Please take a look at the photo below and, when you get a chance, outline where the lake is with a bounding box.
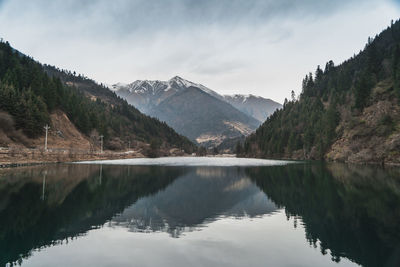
[1,157,400,267]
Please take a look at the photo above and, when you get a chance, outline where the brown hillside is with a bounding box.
[326,81,400,165]
[0,110,93,150]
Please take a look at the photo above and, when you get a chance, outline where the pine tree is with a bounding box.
[354,72,372,110]
[235,141,243,155]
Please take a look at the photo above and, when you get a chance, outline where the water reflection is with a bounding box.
[0,164,182,266]
[0,162,399,266]
[248,163,400,267]
[111,167,277,237]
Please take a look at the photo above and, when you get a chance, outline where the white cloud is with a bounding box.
[0,0,399,103]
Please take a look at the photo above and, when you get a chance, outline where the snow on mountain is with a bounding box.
[223,94,282,123]
[113,76,223,99]
[113,76,281,125]
[108,82,127,91]
[226,94,263,103]
[111,75,283,148]
[112,76,264,147]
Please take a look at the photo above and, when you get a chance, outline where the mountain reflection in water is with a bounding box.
[0,162,399,267]
[111,167,277,236]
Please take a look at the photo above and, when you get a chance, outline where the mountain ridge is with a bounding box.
[113,76,266,146]
[112,76,224,113]
[150,86,259,145]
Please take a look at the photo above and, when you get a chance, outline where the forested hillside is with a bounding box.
[113,76,260,147]
[240,20,400,164]
[0,40,195,153]
[149,86,259,145]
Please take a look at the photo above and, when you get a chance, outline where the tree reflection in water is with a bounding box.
[247,163,400,267]
[0,162,399,267]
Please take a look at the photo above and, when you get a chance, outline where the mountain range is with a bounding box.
[112,76,281,146]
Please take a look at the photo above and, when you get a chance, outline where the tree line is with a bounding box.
[239,19,400,159]
[0,40,195,152]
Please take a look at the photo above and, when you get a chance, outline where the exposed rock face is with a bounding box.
[326,93,400,165]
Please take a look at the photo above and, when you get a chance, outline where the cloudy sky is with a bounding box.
[0,0,399,103]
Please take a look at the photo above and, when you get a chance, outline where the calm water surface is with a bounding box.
[1,157,400,267]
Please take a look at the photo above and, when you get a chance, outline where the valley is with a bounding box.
[112,76,281,147]
[1,2,400,267]
[1,18,400,166]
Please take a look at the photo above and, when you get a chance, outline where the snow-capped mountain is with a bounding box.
[223,94,282,122]
[112,76,276,147]
[112,76,223,113]
[125,76,222,98]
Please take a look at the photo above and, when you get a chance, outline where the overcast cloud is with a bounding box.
[0,0,399,103]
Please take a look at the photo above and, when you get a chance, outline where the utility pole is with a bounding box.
[100,135,104,153]
[44,125,50,151]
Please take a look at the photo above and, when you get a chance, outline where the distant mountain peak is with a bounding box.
[223,94,282,122]
[225,94,277,103]
[226,94,260,99]
[167,76,199,91]
[169,75,185,82]
[112,76,263,146]
[229,94,253,103]
[113,76,223,100]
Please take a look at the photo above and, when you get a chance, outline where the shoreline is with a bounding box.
[2,151,400,168]
[0,153,237,168]
[0,149,146,168]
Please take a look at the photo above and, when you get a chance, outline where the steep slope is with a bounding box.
[241,20,400,164]
[150,87,259,146]
[223,94,282,123]
[0,41,196,153]
[0,110,92,150]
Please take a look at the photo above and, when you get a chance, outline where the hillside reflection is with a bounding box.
[0,164,276,266]
[111,167,277,237]
[0,162,400,267]
[247,163,400,267]
[0,164,182,266]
